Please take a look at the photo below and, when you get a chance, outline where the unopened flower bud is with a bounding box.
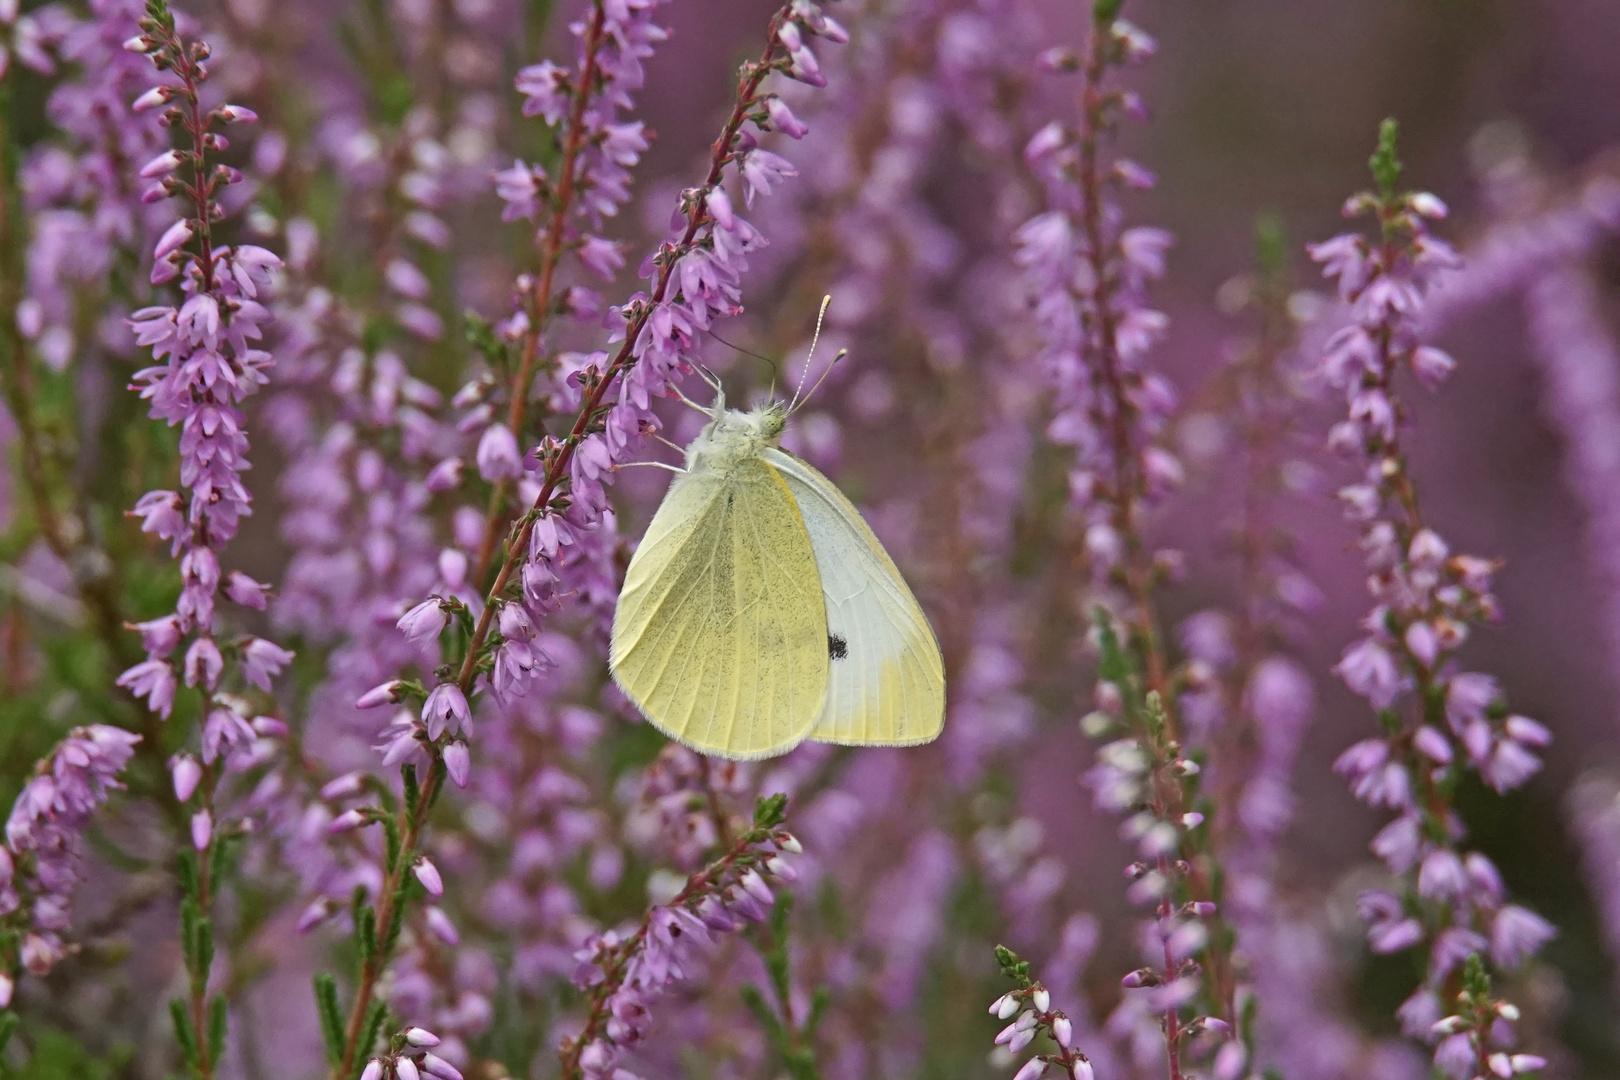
[414,858,444,897]
[421,1053,464,1080]
[1012,1058,1046,1080]
[356,680,402,709]
[328,809,367,834]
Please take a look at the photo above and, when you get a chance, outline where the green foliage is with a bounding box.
[206,997,227,1065]
[0,1028,129,1080]
[1369,118,1402,197]
[753,792,789,830]
[1254,213,1288,279]
[993,944,1033,987]
[315,973,346,1065]
[168,999,198,1071]
[743,894,823,1080]
[466,312,514,377]
[359,1000,389,1066]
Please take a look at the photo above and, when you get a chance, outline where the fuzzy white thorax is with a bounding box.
[684,394,789,473]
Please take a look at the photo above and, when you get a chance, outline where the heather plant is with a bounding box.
[0,0,1617,1076]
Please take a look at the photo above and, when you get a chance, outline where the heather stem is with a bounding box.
[453,3,795,692]
[470,0,612,587]
[1068,12,1211,1073]
[560,799,792,1079]
[1074,13,1169,716]
[334,17,799,1071]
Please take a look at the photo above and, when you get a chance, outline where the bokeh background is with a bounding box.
[6,0,1620,1076]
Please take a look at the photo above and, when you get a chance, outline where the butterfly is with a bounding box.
[609,355,945,760]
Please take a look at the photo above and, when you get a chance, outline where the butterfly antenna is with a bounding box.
[788,294,835,414]
[706,329,783,393]
[794,347,847,413]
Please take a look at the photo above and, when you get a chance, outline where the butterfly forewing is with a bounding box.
[610,457,830,759]
[763,448,946,746]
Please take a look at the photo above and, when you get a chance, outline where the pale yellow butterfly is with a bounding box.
[609,319,946,760]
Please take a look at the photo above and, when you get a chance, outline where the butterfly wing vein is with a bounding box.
[611,457,829,759]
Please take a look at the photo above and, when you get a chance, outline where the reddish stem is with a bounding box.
[333,15,794,1075]
[559,823,774,1079]
[471,0,613,587]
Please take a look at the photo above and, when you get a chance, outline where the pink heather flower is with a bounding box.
[153,218,191,259]
[328,809,367,834]
[425,457,464,492]
[514,59,567,121]
[356,681,403,709]
[1371,814,1424,873]
[422,683,470,740]
[578,235,625,280]
[738,149,797,207]
[1416,849,1468,901]
[397,598,450,645]
[1012,1059,1045,1080]
[130,490,185,546]
[763,94,808,137]
[1484,740,1543,793]
[385,258,432,301]
[1335,638,1402,708]
[128,615,183,656]
[420,1054,463,1080]
[1368,915,1424,954]
[414,858,444,897]
[170,754,202,802]
[239,637,295,691]
[191,809,212,850]
[424,906,459,946]
[1490,906,1556,968]
[1411,345,1457,388]
[475,423,522,481]
[116,658,177,717]
[443,742,470,788]
[223,571,270,609]
[1444,672,1499,730]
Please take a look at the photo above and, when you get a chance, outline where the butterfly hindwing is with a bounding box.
[610,456,829,759]
[763,448,946,747]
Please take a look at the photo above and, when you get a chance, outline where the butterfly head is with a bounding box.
[689,400,788,470]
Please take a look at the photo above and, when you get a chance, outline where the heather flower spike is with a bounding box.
[1314,120,1551,1073]
[114,2,291,1073]
[1020,6,1247,1075]
[0,728,139,980]
[990,945,1095,1080]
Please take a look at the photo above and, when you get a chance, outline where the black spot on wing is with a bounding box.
[828,633,848,661]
